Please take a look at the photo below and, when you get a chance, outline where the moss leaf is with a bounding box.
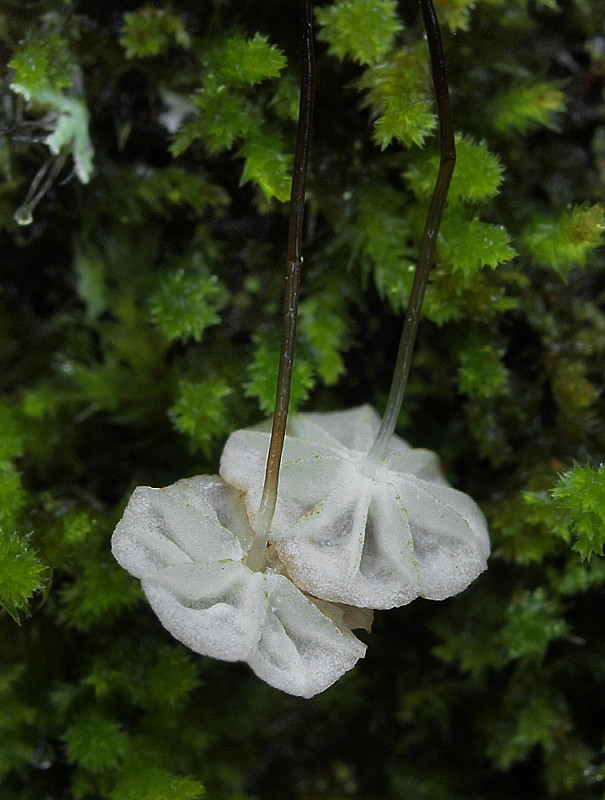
[551,462,605,560]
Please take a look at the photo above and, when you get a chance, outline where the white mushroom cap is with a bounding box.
[111,475,366,698]
[221,405,490,610]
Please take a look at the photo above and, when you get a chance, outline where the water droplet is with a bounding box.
[14,205,33,226]
[31,742,54,770]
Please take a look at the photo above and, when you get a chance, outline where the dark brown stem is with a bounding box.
[369,0,456,461]
[256,0,315,542]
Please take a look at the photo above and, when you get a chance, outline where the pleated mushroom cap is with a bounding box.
[111,475,367,698]
[221,405,490,610]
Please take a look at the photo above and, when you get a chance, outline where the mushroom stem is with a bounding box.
[369,0,456,462]
[255,0,315,551]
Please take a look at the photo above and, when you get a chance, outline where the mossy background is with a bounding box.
[1,0,605,798]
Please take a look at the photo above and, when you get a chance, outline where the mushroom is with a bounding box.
[221,405,490,609]
[111,474,369,698]
[111,0,487,698]
[220,0,489,610]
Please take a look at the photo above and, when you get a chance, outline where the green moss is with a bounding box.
[9,31,75,97]
[205,33,287,87]
[356,45,436,149]
[315,0,402,66]
[523,203,605,278]
[0,465,27,531]
[170,377,233,455]
[551,462,605,559]
[111,765,204,800]
[457,336,509,399]
[499,587,571,661]
[0,531,46,622]
[244,334,316,415]
[63,711,130,773]
[1,0,604,797]
[238,136,293,202]
[149,268,228,343]
[492,81,567,135]
[120,6,191,58]
[406,135,505,204]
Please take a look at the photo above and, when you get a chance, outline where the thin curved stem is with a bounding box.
[254,0,315,550]
[14,150,69,226]
[369,0,456,461]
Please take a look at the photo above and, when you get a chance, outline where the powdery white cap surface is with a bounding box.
[111,475,366,698]
[220,405,491,610]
